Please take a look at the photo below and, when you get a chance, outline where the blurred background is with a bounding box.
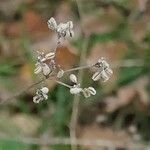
[0,0,150,149]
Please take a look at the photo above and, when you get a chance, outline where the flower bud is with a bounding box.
[70,74,78,83]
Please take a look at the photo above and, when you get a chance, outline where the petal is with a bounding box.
[101,71,109,82]
[42,64,51,76]
[43,93,48,100]
[41,57,46,62]
[105,68,113,76]
[45,52,55,60]
[33,95,40,103]
[92,71,101,81]
[67,21,73,29]
[57,69,64,78]
[70,87,82,94]
[41,87,49,94]
[70,74,78,83]
[47,17,57,30]
[57,23,67,32]
[88,87,96,95]
[104,62,110,68]
[82,89,91,98]
[34,65,42,74]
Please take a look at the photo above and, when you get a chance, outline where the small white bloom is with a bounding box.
[34,51,56,77]
[92,58,113,82]
[57,69,64,78]
[47,17,74,41]
[70,74,78,83]
[33,87,49,103]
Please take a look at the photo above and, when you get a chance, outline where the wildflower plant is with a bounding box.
[33,17,113,103]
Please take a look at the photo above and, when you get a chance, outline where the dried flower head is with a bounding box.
[34,51,56,77]
[32,17,113,104]
[92,58,113,82]
[34,51,64,78]
[47,17,74,43]
[69,74,96,98]
[33,87,49,103]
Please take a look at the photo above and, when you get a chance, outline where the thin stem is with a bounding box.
[56,80,72,88]
[64,65,91,73]
[70,1,88,149]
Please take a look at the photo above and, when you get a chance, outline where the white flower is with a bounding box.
[92,58,113,82]
[33,87,49,103]
[34,51,56,77]
[82,87,96,98]
[47,17,74,41]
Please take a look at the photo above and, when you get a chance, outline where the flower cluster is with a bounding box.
[33,87,49,103]
[69,74,96,98]
[47,17,74,43]
[34,51,64,78]
[33,17,113,103]
[92,58,113,82]
[34,51,55,77]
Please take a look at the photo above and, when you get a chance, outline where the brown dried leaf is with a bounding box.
[23,10,50,38]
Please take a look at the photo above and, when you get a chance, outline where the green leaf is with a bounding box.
[117,67,144,86]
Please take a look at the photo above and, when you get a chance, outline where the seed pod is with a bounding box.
[70,74,78,83]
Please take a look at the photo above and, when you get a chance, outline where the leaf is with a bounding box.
[117,67,144,86]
